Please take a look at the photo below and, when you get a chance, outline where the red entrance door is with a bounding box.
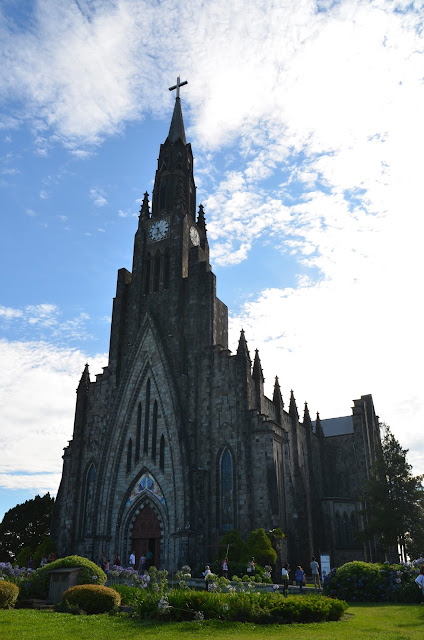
[132,505,161,569]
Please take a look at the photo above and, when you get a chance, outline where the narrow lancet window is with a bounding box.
[144,378,151,454]
[126,438,133,474]
[159,180,167,210]
[83,464,96,534]
[221,448,234,532]
[143,254,151,295]
[159,435,165,471]
[163,249,170,289]
[152,400,158,462]
[153,251,160,292]
[135,403,142,462]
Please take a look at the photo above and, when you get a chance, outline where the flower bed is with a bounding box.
[132,590,347,623]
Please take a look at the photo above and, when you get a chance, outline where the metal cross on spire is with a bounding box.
[169,76,188,99]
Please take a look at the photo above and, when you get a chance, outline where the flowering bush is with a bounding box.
[323,561,422,603]
[0,562,34,585]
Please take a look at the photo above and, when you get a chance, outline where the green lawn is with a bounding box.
[0,604,422,640]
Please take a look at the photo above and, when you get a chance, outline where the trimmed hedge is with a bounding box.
[134,589,347,623]
[0,581,19,609]
[27,555,106,599]
[63,584,121,614]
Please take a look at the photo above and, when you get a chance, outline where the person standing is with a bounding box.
[281,563,289,597]
[129,550,136,569]
[139,553,146,575]
[222,556,229,579]
[247,557,255,577]
[295,566,305,594]
[203,564,212,590]
[415,565,424,601]
[310,556,321,589]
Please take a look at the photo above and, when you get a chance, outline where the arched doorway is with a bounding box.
[131,505,161,569]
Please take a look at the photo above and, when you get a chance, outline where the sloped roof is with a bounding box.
[312,415,353,436]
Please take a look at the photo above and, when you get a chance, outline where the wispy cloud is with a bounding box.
[90,187,108,207]
[0,303,93,342]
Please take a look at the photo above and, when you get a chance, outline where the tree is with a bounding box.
[243,528,277,565]
[0,493,54,562]
[359,424,424,562]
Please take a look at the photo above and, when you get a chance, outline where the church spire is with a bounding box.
[303,402,313,430]
[315,411,324,438]
[167,76,188,145]
[77,363,90,391]
[252,349,264,383]
[273,376,284,424]
[139,191,150,222]
[289,389,299,421]
[237,329,251,366]
[197,204,206,232]
[273,376,283,407]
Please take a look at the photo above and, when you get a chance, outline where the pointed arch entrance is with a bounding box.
[131,505,161,568]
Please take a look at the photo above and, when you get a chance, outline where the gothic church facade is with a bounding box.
[52,91,382,571]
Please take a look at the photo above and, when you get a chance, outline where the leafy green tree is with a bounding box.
[218,528,244,562]
[0,493,54,562]
[359,424,423,562]
[243,528,277,565]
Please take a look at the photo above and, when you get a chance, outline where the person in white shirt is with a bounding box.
[129,550,136,568]
[415,565,424,601]
[203,564,212,590]
[281,563,289,597]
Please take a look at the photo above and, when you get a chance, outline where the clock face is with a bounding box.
[149,219,169,241]
[190,226,200,247]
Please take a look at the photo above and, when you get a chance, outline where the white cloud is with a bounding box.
[0,473,61,494]
[0,303,94,342]
[0,306,23,319]
[90,187,108,207]
[0,340,107,487]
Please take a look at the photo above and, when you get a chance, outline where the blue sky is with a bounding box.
[1,0,424,521]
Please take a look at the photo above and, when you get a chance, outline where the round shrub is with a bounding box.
[63,584,121,614]
[28,555,106,599]
[0,581,19,609]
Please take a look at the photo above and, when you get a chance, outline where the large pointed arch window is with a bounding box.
[220,448,235,532]
[153,251,161,292]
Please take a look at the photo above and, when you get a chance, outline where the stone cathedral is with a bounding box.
[52,84,382,572]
